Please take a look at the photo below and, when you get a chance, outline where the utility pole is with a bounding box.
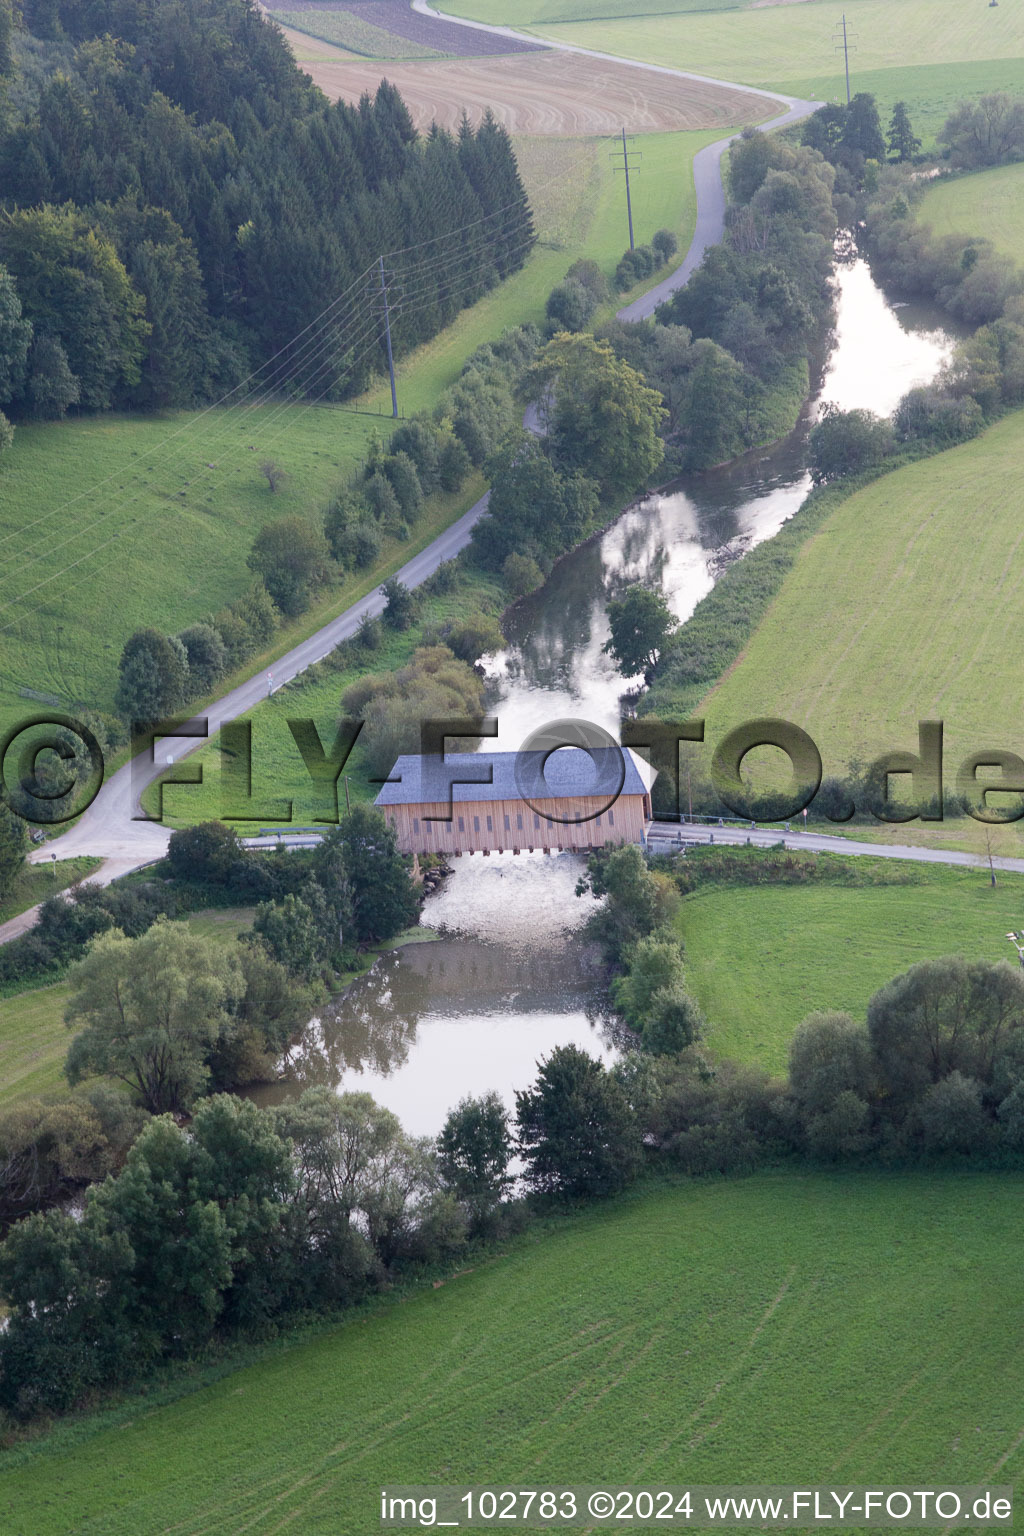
[833,13,856,105]
[378,254,398,419]
[611,128,641,251]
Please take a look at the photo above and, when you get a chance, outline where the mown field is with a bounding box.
[919,160,1024,262]
[0,908,256,1106]
[501,0,1024,145]
[1,1171,1021,1534]
[444,0,747,23]
[529,0,1024,83]
[267,8,446,59]
[688,408,1024,856]
[0,404,381,739]
[681,863,1024,1074]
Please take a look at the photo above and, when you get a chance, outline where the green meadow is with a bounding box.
[680,863,1024,1074]
[919,159,1024,260]
[443,0,744,22]
[528,0,1024,86]
[688,408,1024,858]
[1,125,716,742]
[1,1171,1021,1534]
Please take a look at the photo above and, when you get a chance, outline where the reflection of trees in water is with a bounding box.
[500,542,605,690]
[284,939,619,1092]
[287,952,433,1089]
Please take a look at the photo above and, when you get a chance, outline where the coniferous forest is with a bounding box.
[0,0,534,428]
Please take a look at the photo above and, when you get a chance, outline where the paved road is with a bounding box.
[414,0,821,324]
[645,821,1024,874]
[11,10,821,926]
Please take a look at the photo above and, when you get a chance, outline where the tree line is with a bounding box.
[4,836,1024,1422]
[0,0,533,448]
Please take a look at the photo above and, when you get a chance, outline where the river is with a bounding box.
[270,257,963,1136]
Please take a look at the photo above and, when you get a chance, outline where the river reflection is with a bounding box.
[262,258,965,1136]
[485,258,964,748]
[257,852,622,1137]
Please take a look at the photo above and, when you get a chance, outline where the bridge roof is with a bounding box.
[374,747,652,807]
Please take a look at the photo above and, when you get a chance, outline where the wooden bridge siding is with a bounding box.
[382,793,650,855]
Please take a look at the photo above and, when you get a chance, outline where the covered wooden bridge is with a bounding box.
[374,747,654,856]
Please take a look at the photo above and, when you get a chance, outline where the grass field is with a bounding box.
[1,1170,1021,1533]
[919,160,1024,261]
[680,863,1024,1074]
[0,857,100,926]
[0,908,255,1106]
[687,408,1024,856]
[1,112,716,741]
[0,404,382,739]
[529,0,1024,85]
[443,0,745,21]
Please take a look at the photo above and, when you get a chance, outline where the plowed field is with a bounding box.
[303,49,774,133]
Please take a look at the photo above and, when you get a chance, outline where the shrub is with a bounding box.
[381,450,423,520]
[565,258,610,304]
[381,576,417,631]
[115,628,189,722]
[918,1071,991,1154]
[247,516,329,617]
[445,613,504,663]
[808,404,894,484]
[502,551,543,597]
[177,622,227,697]
[545,278,596,335]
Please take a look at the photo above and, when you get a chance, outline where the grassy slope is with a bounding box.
[0,126,713,742]
[689,408,1024,856]
[0,858,100,926]
[152,127,718,825]
[359,127,720,416]
[919,160,1024,260]
[681,864,1024,1074]
[0,405,380,739]
[0,909,254,1106]
[1,1172,1022,1534]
